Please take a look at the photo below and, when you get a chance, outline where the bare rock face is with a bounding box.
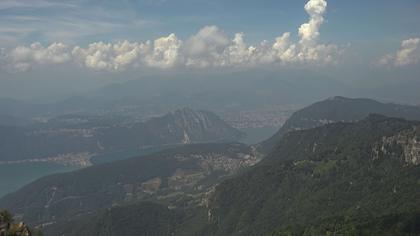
[372,126,420,165]
[141,177,162,194]
[154,108,245,143]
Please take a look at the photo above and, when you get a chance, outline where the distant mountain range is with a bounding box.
[0,75,345,119]
[2,97,420,235]
[0,108,244,163]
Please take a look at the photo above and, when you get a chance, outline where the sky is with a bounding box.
[0,0,419,101]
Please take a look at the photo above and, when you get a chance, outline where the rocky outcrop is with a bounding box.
[150,108,245,144]
[0,210,34,236]
[372,126,420,165]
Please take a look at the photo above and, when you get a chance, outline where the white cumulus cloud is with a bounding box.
[184,26,230,68]
[299,0,327,44]
[6,42,71,71]
[380,38,420,67]
[0,0,342,72]
[146,33,183,69]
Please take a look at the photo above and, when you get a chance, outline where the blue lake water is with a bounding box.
[0,126,279,198]
[0,162,77,198]
[239,126,279,144]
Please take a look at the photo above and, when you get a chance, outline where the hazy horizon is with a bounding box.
[0,0,419,105]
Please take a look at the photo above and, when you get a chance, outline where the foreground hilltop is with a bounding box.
[0,210,42,236]
[208,114,420,235]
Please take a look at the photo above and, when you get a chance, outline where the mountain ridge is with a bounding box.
[0,108,244,163]
[205,115,420,235]
[260,96,420,153]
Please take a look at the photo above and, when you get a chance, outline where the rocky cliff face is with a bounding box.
[0,210,37,236]
[372,126,420,165]
[148,108,245,144]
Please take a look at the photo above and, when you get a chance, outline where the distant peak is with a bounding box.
[327,96,350,101]
[325,96,379,104]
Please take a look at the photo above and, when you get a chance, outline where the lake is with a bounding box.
[239,126,279,144]
[0,162,77,198]
[0,126,279,198]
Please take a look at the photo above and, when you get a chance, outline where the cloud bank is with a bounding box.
[1,0,342,72]
[380,38,420,67]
